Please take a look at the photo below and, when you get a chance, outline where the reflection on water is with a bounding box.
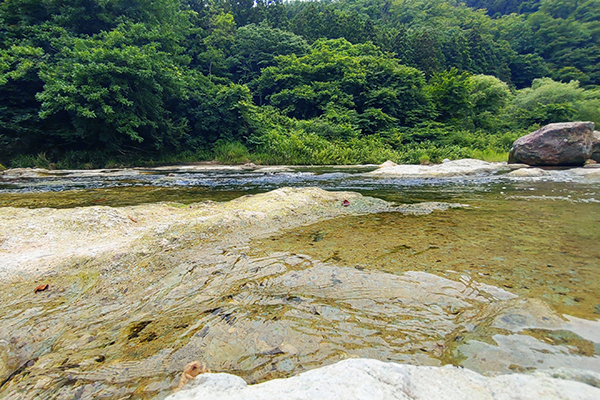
[0,169,599,399]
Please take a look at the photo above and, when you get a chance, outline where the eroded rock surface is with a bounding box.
[0,188,475,398]
[508,122,595,166]
[0,188,391,281]
[591,131,600,162]
[168,358,600,400]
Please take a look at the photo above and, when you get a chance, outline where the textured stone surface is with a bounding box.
[168,358,600,400]
[508,122,595,166]
[591,131,600,162]
[0,188,393,281]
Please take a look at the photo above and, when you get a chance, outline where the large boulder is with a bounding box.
[508,122,595,166]
[591,131,600,162]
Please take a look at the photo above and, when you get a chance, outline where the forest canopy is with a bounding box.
[0,0,598,167]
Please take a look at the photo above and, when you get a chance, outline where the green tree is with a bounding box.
[35,23,193,152]
[0,0,195,160]
[228,22,309,85]
[256,38,433,134]
[511,78,600,126]
[288,2,375,44]
[426,68,473,123]
[469,74,511,114]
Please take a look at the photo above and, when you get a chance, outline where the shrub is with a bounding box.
[213,141,251,164]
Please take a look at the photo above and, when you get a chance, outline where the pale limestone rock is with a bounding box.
[569,168,600,180]
[379,160,398,168]
[369,159,511,178]
[506,168,549,177]
[167,358,600,400]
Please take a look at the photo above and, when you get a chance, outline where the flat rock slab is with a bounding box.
[368,159,518,178]
[168,358,600,400]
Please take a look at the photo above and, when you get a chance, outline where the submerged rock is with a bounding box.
[167,358,600,400]
[508,122,595,166]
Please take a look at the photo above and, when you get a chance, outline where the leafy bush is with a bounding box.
[213,141,251,164]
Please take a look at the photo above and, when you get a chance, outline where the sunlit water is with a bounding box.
[0,167,599,398]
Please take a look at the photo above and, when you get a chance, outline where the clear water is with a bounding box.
[0,167,599,399]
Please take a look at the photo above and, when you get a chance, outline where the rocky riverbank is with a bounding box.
[1,186,599,399]
[0,188,466,398]
[368,158,600,180]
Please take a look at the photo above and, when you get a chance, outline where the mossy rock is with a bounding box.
[0,164,6,171]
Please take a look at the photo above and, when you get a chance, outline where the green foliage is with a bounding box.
[212,140,251,163]
[228,22,309,85]
[10,152,53,169]
[257,38,433,130]
[426,68,473,123]
[288,1,375,44]
[36,23,193,150]
[186,82,254,146]
[526,0,600,85]
[511,78,600,125]
[0,0,597,167]
[195,12,236,77]
[469,74,512,114]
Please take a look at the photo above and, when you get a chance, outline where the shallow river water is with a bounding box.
[0,166,599,399]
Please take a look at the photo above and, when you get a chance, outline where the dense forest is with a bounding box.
[0,0,599,168]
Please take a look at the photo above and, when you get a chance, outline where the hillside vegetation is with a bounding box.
[1,0,598,167]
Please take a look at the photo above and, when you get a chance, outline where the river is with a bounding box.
[0,165,599,398]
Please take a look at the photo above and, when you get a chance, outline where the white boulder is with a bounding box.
[168,358,600,400]
[369,159,517,178]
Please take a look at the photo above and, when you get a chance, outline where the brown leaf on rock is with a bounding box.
[34,284,48,293]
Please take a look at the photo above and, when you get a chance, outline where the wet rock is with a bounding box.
[369,159,512,178]
[458,334,600,376]
[570,168,600,180]
[0,339,19,382]
[591,131,600,163]
[167,358,600,400]
[0,188,390,280]
[508,122,595,166]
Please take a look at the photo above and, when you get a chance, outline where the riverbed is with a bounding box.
[0,163,599,399]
